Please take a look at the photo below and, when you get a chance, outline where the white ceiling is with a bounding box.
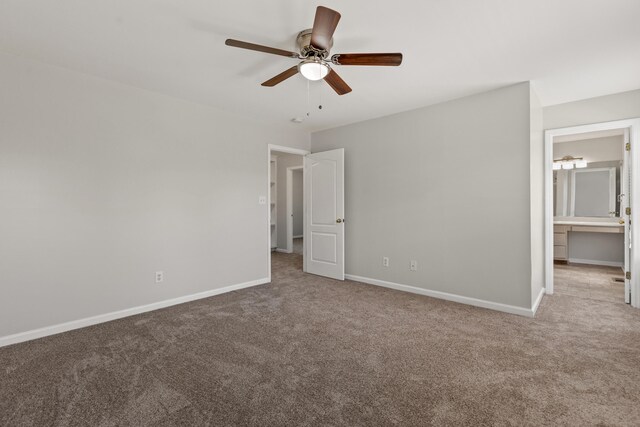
[1,0,639,132]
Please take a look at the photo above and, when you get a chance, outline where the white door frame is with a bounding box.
[267,145,310,282]
[286,166,304,253]
[623,128,631,303]
[544,118,640,308]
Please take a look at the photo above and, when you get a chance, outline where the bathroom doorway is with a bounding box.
[545,119,640,307]
[553,129,626,302]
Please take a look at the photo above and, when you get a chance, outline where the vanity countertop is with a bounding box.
[554,220,622,227]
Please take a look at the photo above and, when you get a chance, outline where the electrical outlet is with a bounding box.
[258,196,267,205]
[410,260,418,271]
[155,271,164,283]
[382,257,389,267]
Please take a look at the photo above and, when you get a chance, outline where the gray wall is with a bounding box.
[311,83,535,309]
[292,170,303,237]
[530,86,545,304]
[544,89,640,130]
[275,153,303,249]
[569,233,624,265]
[554,136,624,162]
[0,52,309,338]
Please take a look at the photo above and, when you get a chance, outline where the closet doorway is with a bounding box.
[267,144,346,282]
[286,166,304,255]
[267,145,308,280]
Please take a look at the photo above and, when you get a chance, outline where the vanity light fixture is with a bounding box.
[553,155,587,170]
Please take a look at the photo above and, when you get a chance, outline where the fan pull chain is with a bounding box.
[306,80,310,117]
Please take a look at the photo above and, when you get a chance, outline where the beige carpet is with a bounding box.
[1,252,640,426]
[555,262,625,303]
[292,237,303,255]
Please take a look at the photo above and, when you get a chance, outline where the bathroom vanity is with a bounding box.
[553,219,623,262]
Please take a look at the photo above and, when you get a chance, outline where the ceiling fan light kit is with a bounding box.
[299,58,330,81]
[225,5,403,95]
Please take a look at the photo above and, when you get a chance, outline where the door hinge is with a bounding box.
[626,142,631,151]
[626,207,631,216]
[626,271,631,280]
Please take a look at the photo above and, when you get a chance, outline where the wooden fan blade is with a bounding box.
[324,69,352,95]
[261,66,299,87]
[310,6,341,51]
[332,53,403,66]
[225,39,299,58]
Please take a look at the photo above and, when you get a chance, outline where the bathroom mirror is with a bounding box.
[554,162,620,218]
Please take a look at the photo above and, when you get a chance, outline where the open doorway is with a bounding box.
[286,166,304,255]
[552,129,626,302]
[267,145,346,282]
[267,145,308,280]
[545,119,640,308]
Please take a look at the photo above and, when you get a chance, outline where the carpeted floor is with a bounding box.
[292,237,303,255]
[554,262,625,303]
[1,252,640,426]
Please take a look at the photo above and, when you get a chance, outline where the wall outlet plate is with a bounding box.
[410,260,418,271]
[383,257,389,267]
[155,271,164,283]
[258,196,267,205]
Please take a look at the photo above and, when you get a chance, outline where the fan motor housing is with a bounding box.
[296,29,333,57]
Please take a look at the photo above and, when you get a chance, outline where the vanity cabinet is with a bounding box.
[554,225,570,261]
[553,223,623,262]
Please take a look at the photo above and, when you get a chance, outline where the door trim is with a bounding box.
[623,128,631,303]
[544,118,640,308]
[286,166,304,254]
[267,145,310,282]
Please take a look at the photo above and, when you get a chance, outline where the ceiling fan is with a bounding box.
[225,6,403,95]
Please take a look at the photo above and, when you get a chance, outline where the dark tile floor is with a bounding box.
[554,262,625,303]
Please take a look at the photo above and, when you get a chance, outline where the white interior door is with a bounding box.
[304,148,344,280]
[623,129,632,303]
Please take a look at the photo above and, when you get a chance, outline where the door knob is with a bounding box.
[336,218,343,223]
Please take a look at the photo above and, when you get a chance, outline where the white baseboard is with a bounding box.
[0,277,270,348]
[531,287,545,316]
[275,248,292,254]
[345,274,537,317]
[568,258,624,268]
[292,235,303,239]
